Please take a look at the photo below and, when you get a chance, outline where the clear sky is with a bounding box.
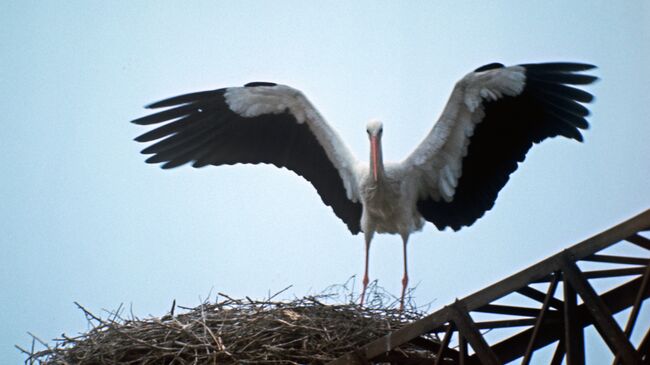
[1,1,649,363]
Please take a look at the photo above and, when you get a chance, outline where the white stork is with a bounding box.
[132,62,597,309]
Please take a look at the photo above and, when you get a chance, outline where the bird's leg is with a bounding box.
[360,231,373,307]
[399,233,410,311]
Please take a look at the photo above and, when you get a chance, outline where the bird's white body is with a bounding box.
[133,62,597,308]
[359,162,425,236]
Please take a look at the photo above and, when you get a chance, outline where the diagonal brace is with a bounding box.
[560,252,642,364]
[449,301,500,365]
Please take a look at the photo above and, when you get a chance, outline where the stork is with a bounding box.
[132,62,597,309]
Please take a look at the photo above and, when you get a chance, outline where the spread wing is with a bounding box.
[131,82,363,234]
[402,62,597,231]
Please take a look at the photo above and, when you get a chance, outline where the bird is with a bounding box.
[132,62,597,310]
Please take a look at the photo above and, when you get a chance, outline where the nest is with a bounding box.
[22,283,439,364]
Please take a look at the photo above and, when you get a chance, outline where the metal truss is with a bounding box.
[328,209,650,365]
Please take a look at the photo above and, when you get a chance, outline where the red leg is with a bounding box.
[360,233,372,306]
[399,234,409,311]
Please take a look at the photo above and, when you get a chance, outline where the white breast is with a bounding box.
[359,165,425,235]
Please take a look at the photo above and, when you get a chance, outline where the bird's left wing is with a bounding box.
[131,82,363,234]
[401,62,597,231]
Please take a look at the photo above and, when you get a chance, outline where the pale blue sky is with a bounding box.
[1,1,649,363]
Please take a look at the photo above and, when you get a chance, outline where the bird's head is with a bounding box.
[366,119,383,182]
[366,119,383,138]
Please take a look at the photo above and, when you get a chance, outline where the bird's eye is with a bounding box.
[366,129,370,134]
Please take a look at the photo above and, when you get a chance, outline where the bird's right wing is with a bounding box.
[131,82,363,234]
[402,62,597,231]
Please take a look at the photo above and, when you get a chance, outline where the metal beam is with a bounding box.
[627,234,650,250]
[522,273,560,365]
[550,339,565,365]
[474,304,542,317]
[613,264,650,364]
[458,329,468,365]
[636,327,650,362]
[563,275,585,365]
[582,267,646,279]
[434,325,453,365]
[449,302,500,365]
[584,254,649,266]
[516,285,564,310]
[560,254,642,364]
[623,264,650,337]
[475,318,539,329]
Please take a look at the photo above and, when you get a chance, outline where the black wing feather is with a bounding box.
[527,81,594,104]
[520,62,596,72]
[526,71,597,85]
[132,86,362,234]
[418,62,597,231]
[145,90,222,109]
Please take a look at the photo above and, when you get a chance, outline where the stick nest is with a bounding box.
[24,284,438,364]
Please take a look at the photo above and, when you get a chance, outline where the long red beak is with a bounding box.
[371,135,378,182]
